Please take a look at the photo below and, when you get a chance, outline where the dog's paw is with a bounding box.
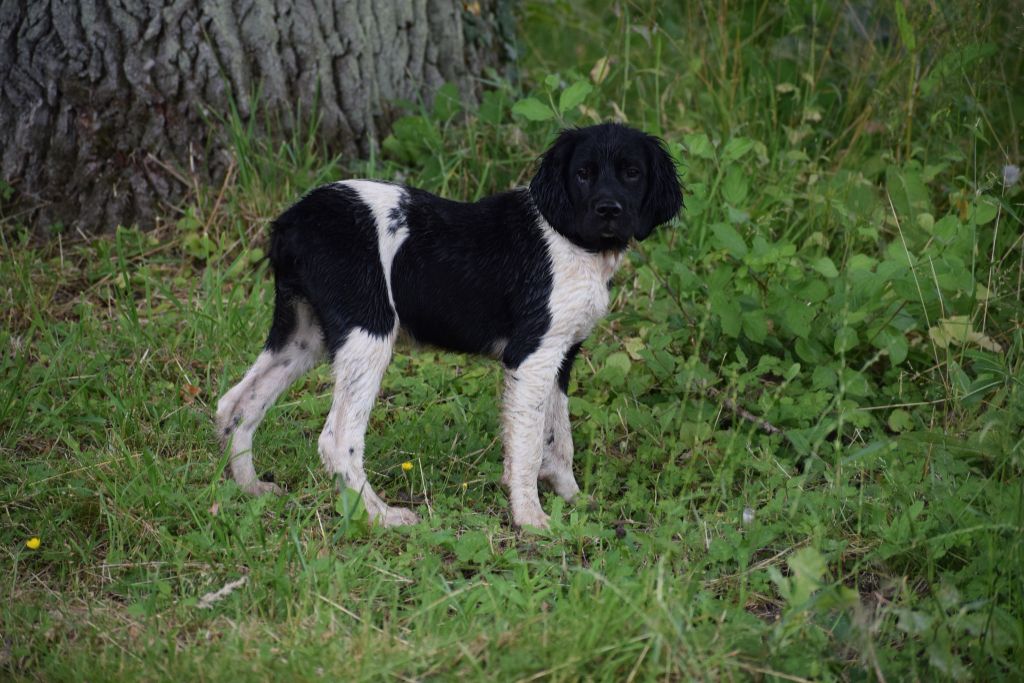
[375,506,420,527]
[512,503,551,531]
[539,460,580,501]
[241,480,284,496]
[558,483,582,503]
[540,472,580,503]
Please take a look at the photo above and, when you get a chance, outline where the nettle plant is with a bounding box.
[676,129,1018,454]
[510,73,595,125]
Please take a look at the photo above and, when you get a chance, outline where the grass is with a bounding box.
[2,0,1023,680]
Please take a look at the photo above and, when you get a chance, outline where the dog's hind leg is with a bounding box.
[539,342,581,501]
[216,300,324,494]
[318,327,419,527]
[539,385,580,502]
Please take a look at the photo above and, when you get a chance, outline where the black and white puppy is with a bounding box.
[216,123,682,529]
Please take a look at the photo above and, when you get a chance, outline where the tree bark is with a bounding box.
[0,0,515,236]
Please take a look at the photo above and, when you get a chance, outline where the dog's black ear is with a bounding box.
[530,129,579,231]
[636,135,683,241]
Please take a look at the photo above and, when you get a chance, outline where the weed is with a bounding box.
[1,1,1022,680]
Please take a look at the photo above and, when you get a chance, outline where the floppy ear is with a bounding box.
[529,129,579,231]
[636,136,683,241]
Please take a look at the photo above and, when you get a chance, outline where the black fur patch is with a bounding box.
[557,342,583,393]
[266,185,396,353]
[259,124,682,373]
[391,188,553,369]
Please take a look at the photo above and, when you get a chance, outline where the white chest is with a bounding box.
[542,225,625,342]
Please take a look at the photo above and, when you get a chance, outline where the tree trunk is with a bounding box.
[0,0,515,236]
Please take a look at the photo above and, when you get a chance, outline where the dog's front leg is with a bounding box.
[501,344,568,529]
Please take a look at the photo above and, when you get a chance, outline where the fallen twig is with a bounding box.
[705,384,783,435]
[197,576,248,609]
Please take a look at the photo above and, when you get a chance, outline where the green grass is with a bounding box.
[2,1,1023,680]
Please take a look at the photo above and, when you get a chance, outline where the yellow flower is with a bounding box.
[26,537,40,550]
[461,482,468,490]
[401,461,413,472]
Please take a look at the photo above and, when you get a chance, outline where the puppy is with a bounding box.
[216,123,682,529]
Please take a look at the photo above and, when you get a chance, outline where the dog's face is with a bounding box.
[529,123,683,251]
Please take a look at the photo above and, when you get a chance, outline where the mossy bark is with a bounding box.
[0,0,514,236]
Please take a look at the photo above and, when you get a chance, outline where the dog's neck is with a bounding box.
[537,217,626,284]
[595,249,625,283]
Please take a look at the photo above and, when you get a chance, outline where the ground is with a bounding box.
[2,1,1022,680]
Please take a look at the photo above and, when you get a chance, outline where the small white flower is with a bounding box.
[742,506,755,525]
[1004,164,1020,188]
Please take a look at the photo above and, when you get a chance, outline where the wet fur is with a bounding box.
[216,123,682,529]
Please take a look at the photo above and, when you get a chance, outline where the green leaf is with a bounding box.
[512,97,555,121]
[599,352,632,388]
[742,310,768,343]
[834,327,858,354]
[812,365,837,389]
[811,256,839,279]
[967,196,998,225]
[711,223,748,258]
[558,81,593,113]
[842,440,890,465]
[336,487,368,522]
[722,136,756,161]
[921,42,996,96]
[894,1,916,53]
[183,233,216,261]
[453,530,490,563]
[721,167,749,206]
[783,547,827,606]
[886,165,932,223]
[479,89,508,125]
[710,294,741,337]
[888,409,913,432]
[684,133,715,160]
[916,212,935,233]
[880,330,909,364]
[604,352,632,376]
[842,368,871,397]
[799,278,830,303]
[933,214,960,242]
[432,82,462,119]
[795,337,825,363]
[720,307,741,337]
[783,301,814,339]
[846,254,878,273]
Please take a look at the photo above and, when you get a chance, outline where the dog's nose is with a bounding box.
[594,200,623,218]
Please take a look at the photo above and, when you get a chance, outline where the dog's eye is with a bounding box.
[575,168,591,182]
[623,167,641,181]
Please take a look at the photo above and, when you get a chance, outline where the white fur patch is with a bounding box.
[317,326,419,527]
[500,217,624,528]
[501,344,566,528]
[540,220,623,342]
[337,180,409,309]
[539,386,578,501]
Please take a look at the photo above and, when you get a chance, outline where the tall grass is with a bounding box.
[1,1,1022,680]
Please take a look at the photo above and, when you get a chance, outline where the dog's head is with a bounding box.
[529,123,683,251]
